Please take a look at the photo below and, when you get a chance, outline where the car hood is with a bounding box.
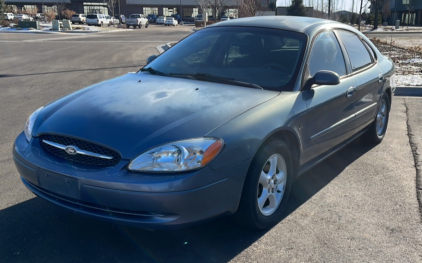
[34,73,279,159]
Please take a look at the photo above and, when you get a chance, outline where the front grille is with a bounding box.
[39,134,121,166]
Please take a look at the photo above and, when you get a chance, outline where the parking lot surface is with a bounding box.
[1,27,421,262]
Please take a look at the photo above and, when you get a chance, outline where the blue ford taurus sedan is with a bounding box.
[13,17,394,230]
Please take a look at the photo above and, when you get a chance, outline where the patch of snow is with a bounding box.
[395,75,422,86]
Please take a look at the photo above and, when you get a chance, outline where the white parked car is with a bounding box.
[86,14,109,26]
[164,17,178,26]
[109,15,119,25]
[126,14,148,28]
[71,14,86,24]
[156,16,166,24]
[3,13,14,20]
[14,14,32,21]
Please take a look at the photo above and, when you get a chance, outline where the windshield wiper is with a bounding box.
[168,73,197,80]
[169,73,264,90]
[140,67,166,76]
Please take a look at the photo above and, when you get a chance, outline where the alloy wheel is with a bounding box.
[376,98,387,136]
[257,154,288,216]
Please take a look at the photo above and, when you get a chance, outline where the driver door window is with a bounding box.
[308,31,347,77]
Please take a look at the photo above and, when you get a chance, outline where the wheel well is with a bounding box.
[257,130,301,178]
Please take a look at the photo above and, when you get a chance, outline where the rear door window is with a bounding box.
[337,30,373,71]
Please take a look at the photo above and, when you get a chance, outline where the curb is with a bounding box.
[363,30,422,34]
[394,86,422,97]
[0,29,133,34]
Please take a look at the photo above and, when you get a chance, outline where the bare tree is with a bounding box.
[236,0,261,17]
[24,6,38,19]
[196,0,211,26]
[107,0,118,20]
[61,9,75,20]
[216,0,230,18]
[56,0,67,20]
[43,9,56,22]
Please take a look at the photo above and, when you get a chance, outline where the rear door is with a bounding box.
[301,30,358,164]
[336,30,383,130]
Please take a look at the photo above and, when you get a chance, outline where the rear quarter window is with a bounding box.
[337,30,373,71]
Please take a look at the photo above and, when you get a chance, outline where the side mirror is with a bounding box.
[146,55,158,64]
[313,70,340,86]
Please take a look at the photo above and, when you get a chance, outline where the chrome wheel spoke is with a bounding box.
[269,155,278,176]
[259,171,270,188]
[266,194,277,209]
[258,189,269,209]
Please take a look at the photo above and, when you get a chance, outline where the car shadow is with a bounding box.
[0,65,140,79]
[1,138,374,263]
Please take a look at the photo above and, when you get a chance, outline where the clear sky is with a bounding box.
[276,0,362,13]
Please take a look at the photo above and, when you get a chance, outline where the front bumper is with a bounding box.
[13,132,249,229]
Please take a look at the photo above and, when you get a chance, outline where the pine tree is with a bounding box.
[0,0,6,17]
[287,0,307,17]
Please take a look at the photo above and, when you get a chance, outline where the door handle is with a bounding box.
[346,87,355,98]
[379,74,384,83]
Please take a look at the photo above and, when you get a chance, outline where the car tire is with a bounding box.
[146,22,149,28]
[232,139,294,230]
[361,92,390,144]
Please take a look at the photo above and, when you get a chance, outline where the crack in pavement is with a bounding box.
[403,99,422,222]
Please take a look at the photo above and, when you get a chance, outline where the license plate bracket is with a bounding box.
[38,172,79,200]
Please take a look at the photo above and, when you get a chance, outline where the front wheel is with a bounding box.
[145,22,149,28]
[232,139,294,229]
[361,92,390,144]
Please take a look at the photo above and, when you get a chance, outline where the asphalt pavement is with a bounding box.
[1,26,421,262]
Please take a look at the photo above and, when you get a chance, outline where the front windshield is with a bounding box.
[143,27,307,91]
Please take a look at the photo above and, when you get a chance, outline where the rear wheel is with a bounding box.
[361,92,390,144]
[232,139,294,229]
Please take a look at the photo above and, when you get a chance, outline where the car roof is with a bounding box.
[209,16,338,33]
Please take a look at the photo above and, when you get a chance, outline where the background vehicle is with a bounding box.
[221,16,230,21]
[3,13,14,20]
[156,16,166,24]
[86,14,109,26]
[194,14,203,22]
[71,14,86,24]
[114,14,125,24]
[108,15,119,25]
[165,17,178,26]
[14,14,32,21]
[147,14,157,23]
[171,14,182,23]
[126,14,148,28]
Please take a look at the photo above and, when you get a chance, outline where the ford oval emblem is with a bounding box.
[65,146,77,155]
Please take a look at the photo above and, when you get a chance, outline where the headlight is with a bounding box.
[128,138,224,172]
[24,106,43,142]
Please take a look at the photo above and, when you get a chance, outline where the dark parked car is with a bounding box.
[13,17,394,230]
[147,14,156,23]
